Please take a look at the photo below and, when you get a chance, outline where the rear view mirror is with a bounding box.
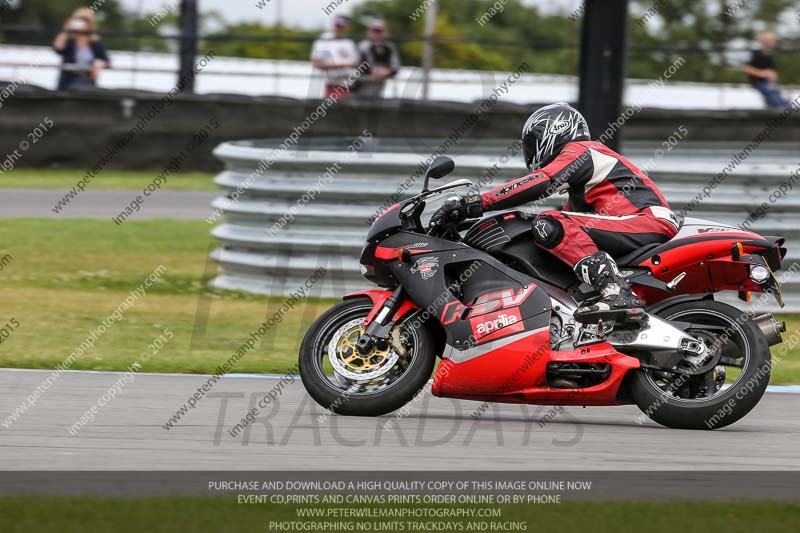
[422,156,455,191]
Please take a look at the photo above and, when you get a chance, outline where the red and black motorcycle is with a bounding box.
[299,156,787,429]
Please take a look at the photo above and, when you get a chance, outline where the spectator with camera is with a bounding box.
[52,7,111,91]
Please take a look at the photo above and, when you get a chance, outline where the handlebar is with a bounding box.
[426,217,476,241]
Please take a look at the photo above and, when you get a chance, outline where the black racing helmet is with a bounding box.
[521,103,590,171]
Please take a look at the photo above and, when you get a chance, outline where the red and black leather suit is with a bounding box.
[481,140,680,267]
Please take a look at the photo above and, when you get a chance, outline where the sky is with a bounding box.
[119,0,579,30]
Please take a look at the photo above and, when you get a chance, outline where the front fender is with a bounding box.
[343,290,420,326]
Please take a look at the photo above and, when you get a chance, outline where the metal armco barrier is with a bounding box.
[209,139,800,311]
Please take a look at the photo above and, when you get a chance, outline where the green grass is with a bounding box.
[0,168,217,190]
[0,219,334,375]
[0,218,799,381]
[2,497,799,533]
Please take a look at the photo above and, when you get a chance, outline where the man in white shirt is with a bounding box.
[310,16,360,98]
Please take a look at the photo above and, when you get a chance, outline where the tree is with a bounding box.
[628,0,799,83]
[201,23,318,62]
[349,0,578,73]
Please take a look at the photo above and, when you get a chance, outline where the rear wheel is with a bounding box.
[299,297,436,417]
[630,300,771,430]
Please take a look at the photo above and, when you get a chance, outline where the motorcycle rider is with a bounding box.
[431,103,680,325]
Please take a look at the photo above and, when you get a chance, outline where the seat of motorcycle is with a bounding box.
[615,242,664,266]
[615,216,686,266]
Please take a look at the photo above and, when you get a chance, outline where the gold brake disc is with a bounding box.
[328,318,401,381]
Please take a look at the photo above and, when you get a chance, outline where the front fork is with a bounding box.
[355,286,405,355]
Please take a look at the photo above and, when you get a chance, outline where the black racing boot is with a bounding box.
[573,252,646,325]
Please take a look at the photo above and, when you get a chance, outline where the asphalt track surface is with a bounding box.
[0,189,216,219]
[1,369,799,471]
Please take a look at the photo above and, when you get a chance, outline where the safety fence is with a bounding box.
[209,139,800,310]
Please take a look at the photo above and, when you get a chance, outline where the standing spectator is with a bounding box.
[53,7,110,91]
[310,16,360,99]
[357,20,401,98]
[744,31,789,109]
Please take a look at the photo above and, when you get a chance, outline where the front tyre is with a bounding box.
[299,297,436,417]
[631,300,771,430]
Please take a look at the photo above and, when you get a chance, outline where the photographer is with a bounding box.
[52,7,110,91]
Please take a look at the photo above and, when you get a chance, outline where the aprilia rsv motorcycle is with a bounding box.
[299,156,788,430]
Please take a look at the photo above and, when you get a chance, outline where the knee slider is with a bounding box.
[532,215,564,249]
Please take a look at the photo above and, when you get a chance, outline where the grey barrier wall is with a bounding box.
[209,139,800,311]
[2,89,800,171]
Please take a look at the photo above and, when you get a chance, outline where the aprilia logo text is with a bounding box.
[470,308,524,342]
[475,313,518,335]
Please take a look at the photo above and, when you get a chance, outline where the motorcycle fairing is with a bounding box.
[632,218,786,306]
[369,231,640,405]
[463,211,578,290]
[432,336,640,405]
[379,232,553,353]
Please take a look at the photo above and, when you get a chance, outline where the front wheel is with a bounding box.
[299,297,437,417]
[630,300,771,430]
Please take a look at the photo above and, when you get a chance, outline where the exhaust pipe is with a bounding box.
[753,313,786,346]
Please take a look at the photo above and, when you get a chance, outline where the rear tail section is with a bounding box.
[632,218,787,306]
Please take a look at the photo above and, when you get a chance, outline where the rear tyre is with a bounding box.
[299,297,436,417]
[630,300,770,430]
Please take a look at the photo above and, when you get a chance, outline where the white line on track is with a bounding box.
[3,368,800,393]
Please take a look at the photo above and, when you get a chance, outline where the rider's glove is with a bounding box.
[430,196,483,227]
